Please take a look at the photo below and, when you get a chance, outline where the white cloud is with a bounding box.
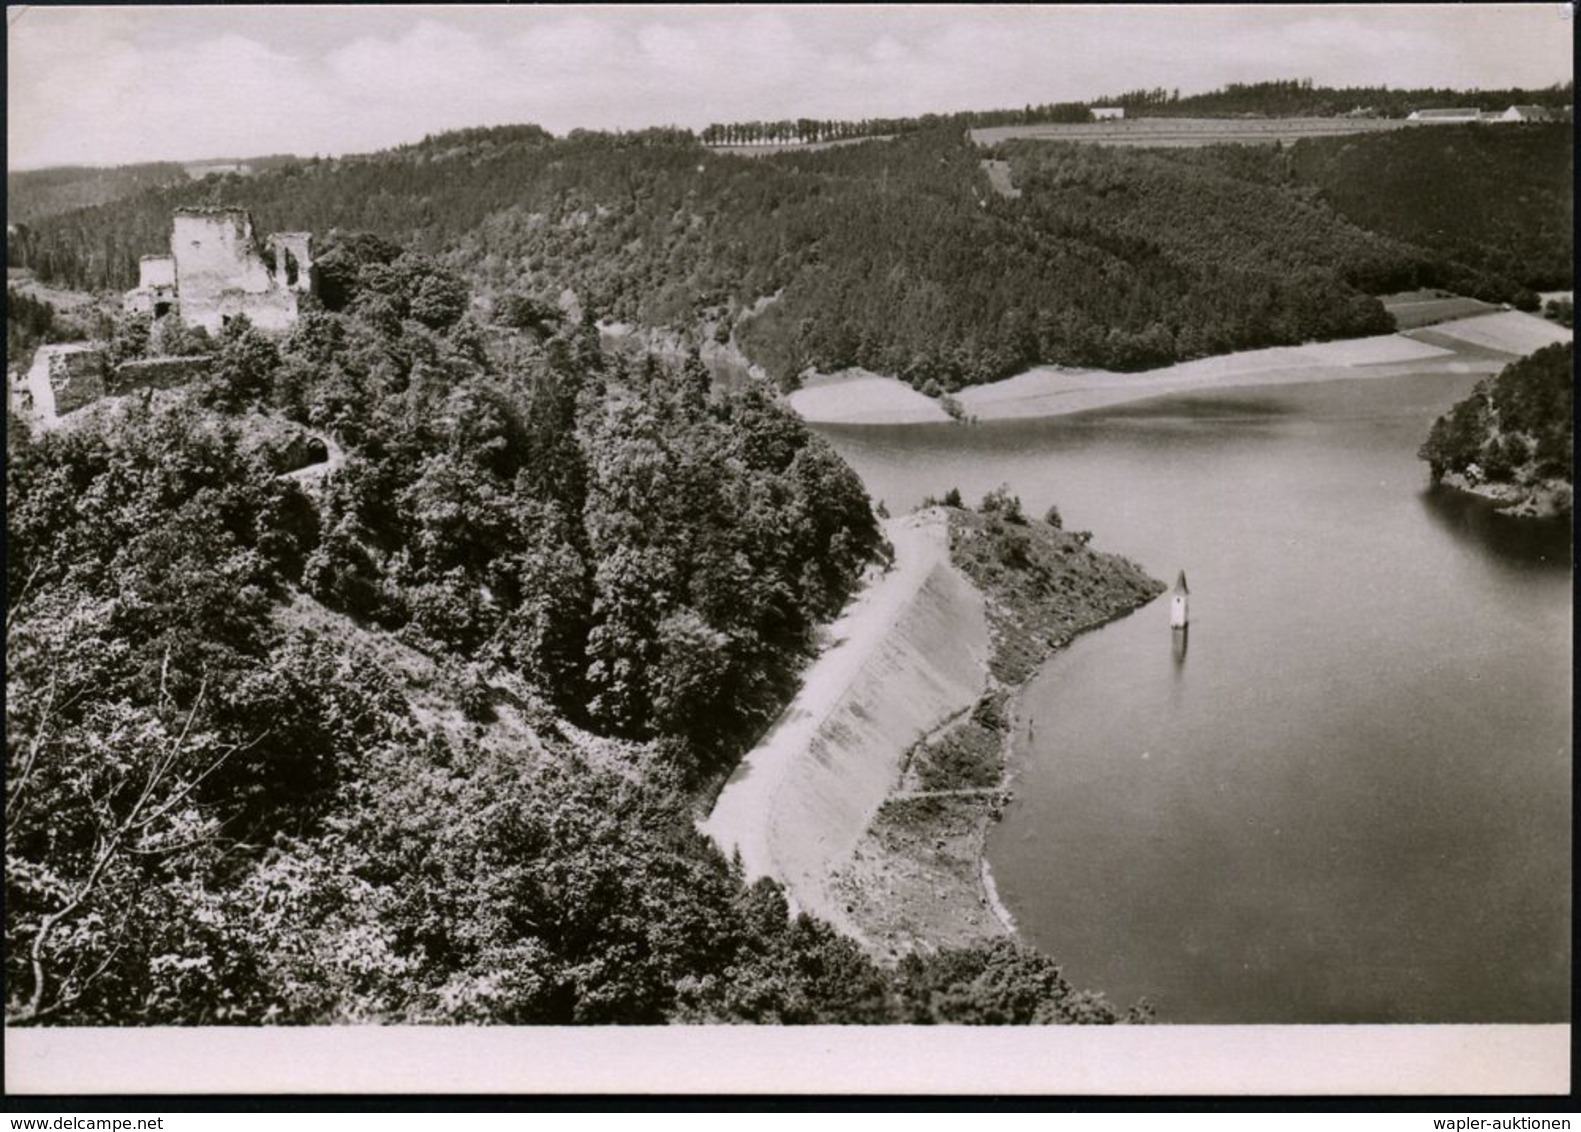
[326,19,511,103]
[7,5,1575,170]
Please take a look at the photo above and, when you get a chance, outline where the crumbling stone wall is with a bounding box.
[170,208,312,334]
[122,209,315,333]
[124,255,178,317]
[106,354,214,394]
[26,343,106,416]
[266,232,314,292]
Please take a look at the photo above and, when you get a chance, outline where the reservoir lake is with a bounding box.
[812,371,1571,1023]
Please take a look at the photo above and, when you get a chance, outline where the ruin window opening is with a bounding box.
[154,302,171,318]
[284,249,300,287]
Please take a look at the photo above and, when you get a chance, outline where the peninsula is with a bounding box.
[705,494,1163,961]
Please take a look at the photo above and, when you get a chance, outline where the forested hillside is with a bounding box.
[1184,124,1573,297]
[10,119,1569,391]
[7,236,1149,1025]
[1092,77,1574,119]
[6,163,192,225]
[1418,342,1573,516]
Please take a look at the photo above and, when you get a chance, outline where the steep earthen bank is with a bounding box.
[700,510,991,944]
[704,503,1163,963]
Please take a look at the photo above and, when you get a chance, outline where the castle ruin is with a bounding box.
[124,208,313,335]
[23,342,107,417]
[124,255,177,319]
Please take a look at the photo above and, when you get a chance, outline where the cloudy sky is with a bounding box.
[8,4,1575,169]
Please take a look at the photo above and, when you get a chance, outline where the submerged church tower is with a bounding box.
[1169,570,1190,629]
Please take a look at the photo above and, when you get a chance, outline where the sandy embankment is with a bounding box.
[788,368,953,424]
[700,510,990,940]
[788,311,1573,426]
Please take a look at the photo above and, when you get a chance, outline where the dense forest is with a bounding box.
[1418,342,1573,505]
[6,237,1150,1025]
[1092,77,1574,119]
[12,119,1569,394]
[1180,125,1574,296]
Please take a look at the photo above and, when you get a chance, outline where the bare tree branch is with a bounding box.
[7,673,244,1024]
[5,560,44,629]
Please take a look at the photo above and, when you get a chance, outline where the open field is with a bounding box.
[1381,289,1501,329]
[971,116,1425,148]
[1405,308,1576,355]
[6,266,113,315]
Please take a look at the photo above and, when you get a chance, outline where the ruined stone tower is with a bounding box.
[124,255,177,318]
[126,208,313,334]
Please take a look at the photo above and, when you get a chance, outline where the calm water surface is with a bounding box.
[813,373,1571,1023]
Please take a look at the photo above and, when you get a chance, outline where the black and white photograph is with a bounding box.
[4,2,1572,1097]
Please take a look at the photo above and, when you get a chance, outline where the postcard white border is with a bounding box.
[4,1025,1570,1095]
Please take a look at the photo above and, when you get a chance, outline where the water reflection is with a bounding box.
[1419,484,1573,572]
[1171,625,1189,666]
[1075,392,1297,423]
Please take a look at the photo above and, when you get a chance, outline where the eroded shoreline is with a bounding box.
[788,311,1572,426]
[703,504,1162,962]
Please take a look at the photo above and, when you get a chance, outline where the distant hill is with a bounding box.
[8,115,1570,390]
[692,78,1574,146]
[1092,77,1574,120]
[1287,125,1573,294]
[6,162,192,225]
[7,154,307,229]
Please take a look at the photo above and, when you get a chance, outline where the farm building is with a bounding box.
[1091,106,1125,121]
[1499,105,1554,122]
